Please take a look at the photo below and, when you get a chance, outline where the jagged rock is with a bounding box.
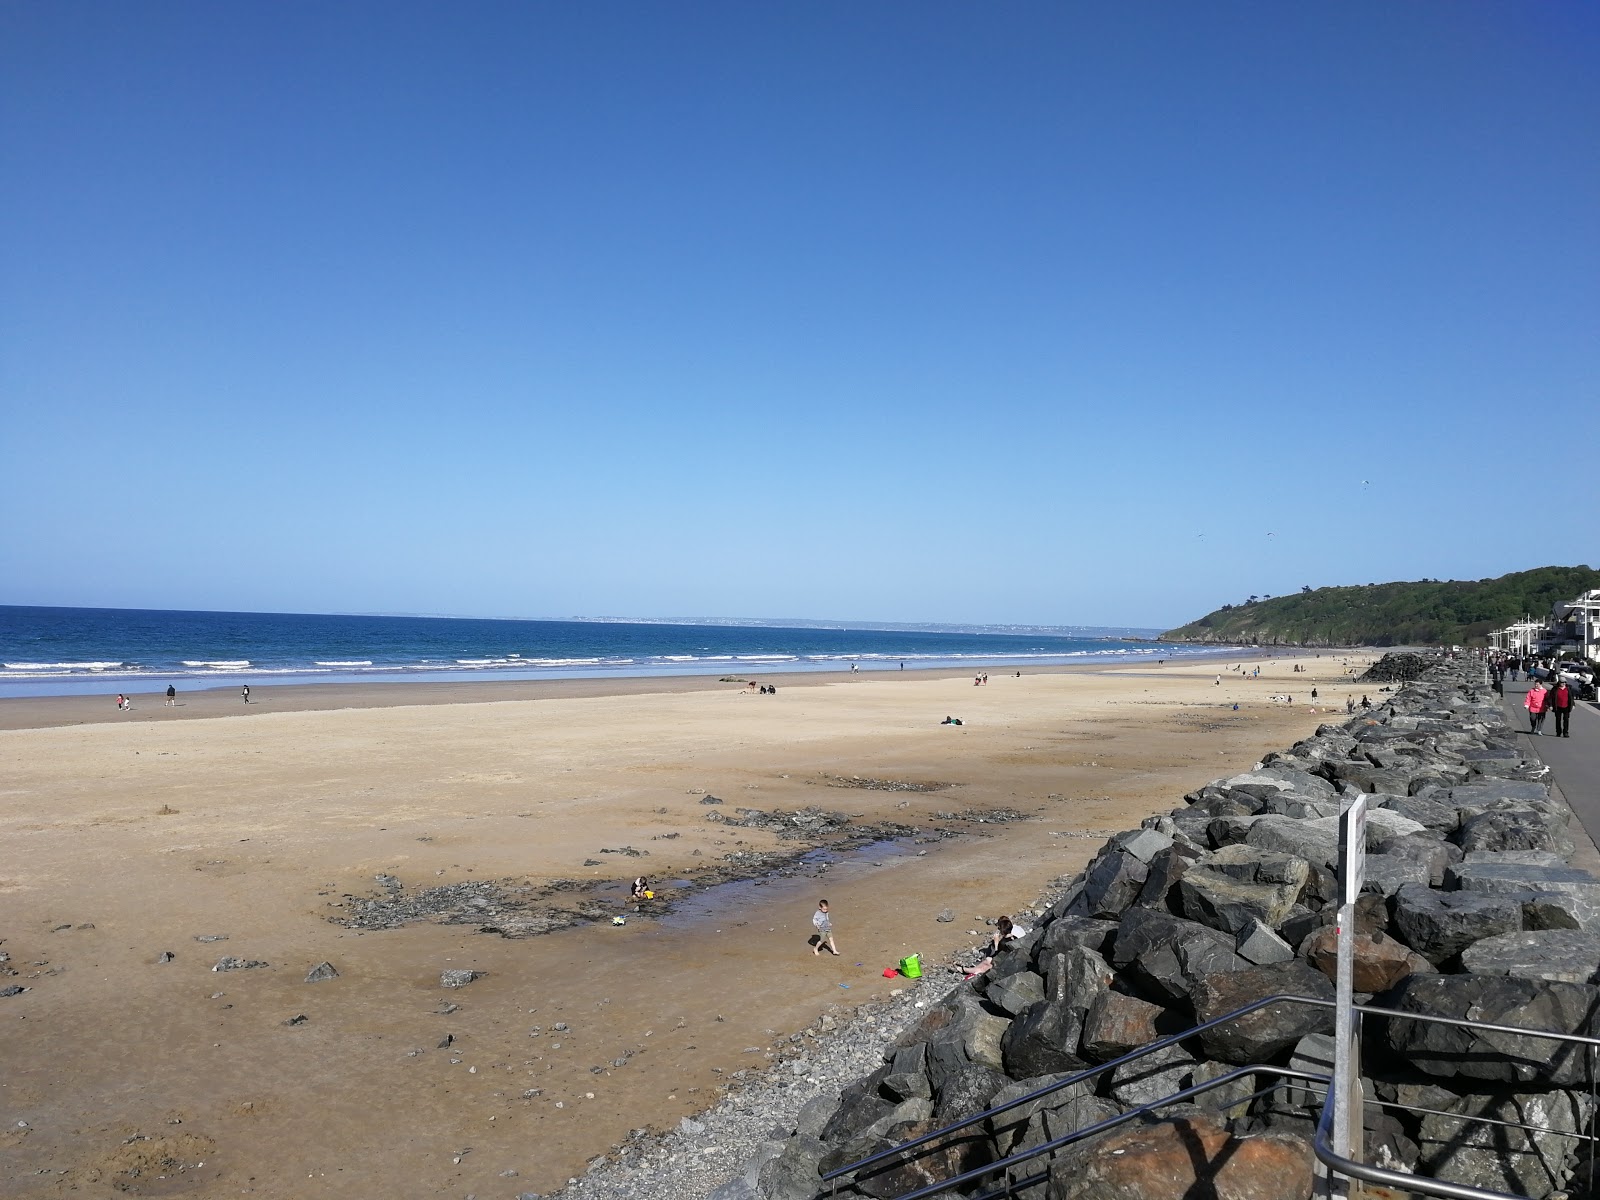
[1035,917,1119,959]
[1047,1112,1315,1200]
[844,1116,990,1200]
[986,970,1046,1017]
[1190,1059,1257,1121]
[1446,862,1600,929]
[933,1062,1009,1124]
[1382,973,1600,1086]
[1219,768,1338,804]
[757,1133,826,1200]
[213,956,268,972]
[819,1097,936,1185]
[1389,883,1522,965]
[1300,926,1433,992]
[1357,852,1432,897]
[439,968,483,987]
[1244,817,1339,871]
[1459,929,1600,985]
[1132,848,1195,912]
[1372,832,1459,886]
[1044,946,1114,1012]
[1001,1000,1089,1079]
[1373,793,1459,832]
[1457,810,1576,858]
[1108,1040,1195,1107]
[1080,991,1166,1062]
[963,1013,1012,1071]
[1066,849,1150,920]
[1189,962,1334,1064]
[1416,1089,1594,1199]
[1464,849,1567,868]
[1113,909,1244,1004]
[1235,919,1294,965]
[1284,1033,1335,1108]
[1176,846,1309,936]
[1110,827,1174,864]
[985,1071,1099,1155]
[821,1066,897,1143]
[304,961,339,983]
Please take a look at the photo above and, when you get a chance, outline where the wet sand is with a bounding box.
[0,653,1373,1198]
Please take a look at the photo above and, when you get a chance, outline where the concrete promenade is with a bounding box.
[1501,679,1600,857]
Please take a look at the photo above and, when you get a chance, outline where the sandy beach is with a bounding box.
[0,653,1374,1198]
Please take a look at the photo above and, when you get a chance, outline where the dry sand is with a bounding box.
[0,653,1374,1198]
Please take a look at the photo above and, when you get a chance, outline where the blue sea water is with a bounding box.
[0,606,1211,698]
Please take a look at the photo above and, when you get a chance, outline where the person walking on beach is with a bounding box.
[811,899,838,956]
[1549,679,1574,738]
[116,694,127,711]
[241,685,250,704]
[166,684,176,707]
[1525,680,1549,735]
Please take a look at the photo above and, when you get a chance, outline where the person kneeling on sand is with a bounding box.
[631,876,652,900]
[966,915,1029,980]
[811,899,838,956]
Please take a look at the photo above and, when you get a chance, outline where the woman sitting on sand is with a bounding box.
[965,915,1029,980]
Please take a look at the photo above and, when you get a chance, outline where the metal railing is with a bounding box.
[819,993,1600,1200]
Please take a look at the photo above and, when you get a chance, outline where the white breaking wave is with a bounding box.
[2,661,125,671]
[182,660,252,669]
[314,660,373,667]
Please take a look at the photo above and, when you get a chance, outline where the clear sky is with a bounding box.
[3,2,1596,629]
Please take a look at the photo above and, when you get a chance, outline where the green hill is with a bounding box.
[1161,566,1600,648]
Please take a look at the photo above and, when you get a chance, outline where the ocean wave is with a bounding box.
[314,660,373,667]
[182,660,252,669]
[2,660,126,671]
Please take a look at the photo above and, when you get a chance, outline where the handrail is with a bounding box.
[1313,1006,1600,1200]
[834,1063,1326,1200]
[821,990,1600,1200]
[821,990,1336,1183]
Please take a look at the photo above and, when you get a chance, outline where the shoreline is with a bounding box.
[0,647,1332,733]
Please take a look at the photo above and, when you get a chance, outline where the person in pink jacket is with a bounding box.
[1525,681,1549,735]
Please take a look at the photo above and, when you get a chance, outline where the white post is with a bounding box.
[1330,794,1367,1197]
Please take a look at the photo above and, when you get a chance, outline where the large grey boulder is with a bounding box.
[1188,961,1335,1064]
[1113,909,1244,1004]
[985,1071,1099,1156]
[1176,845,1310,936]
[1358,852,1432,897]
[1107,1040,1195,1108]
[1372,832,1459,886]
[1236,918,1294,965]
[1001,1000,1089,1079]
[1389,883,1523,965]
[1132,847,1197,912]
[1065,849,1149,920]
[1372,793,1458,832]
[1035,916,1119,959]
[1416,1089,1595,1199]
[1381,973,1600,1086]
[1446,862,1600,929]
[1463,849,1567,868]
[1080,990,1167,1062]
[986,969,1046,1017]
[1457,809,1576,859]
[1459,929,1600,985]
[1040,945,1114,1011]
[1109,827,1174,864]
[1218,767,1338,804]
[1245,816,1339,871]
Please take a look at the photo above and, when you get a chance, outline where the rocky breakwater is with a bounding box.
[745,660,1600,1200]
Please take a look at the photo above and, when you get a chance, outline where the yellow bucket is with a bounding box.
[898,953,922,979]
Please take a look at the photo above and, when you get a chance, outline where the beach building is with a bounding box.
[1488,589,1600,660]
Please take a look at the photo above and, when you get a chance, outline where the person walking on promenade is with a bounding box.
[1549,679,1575,738]
[810,899,838,956]
[1525,680,1549,735]
[166,684,176,706]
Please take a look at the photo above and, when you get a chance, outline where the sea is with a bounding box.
[0,606,1218,698]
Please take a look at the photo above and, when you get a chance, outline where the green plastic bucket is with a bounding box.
[898,953,922,979]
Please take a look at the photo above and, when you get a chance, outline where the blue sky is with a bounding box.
[3,2,1596,628]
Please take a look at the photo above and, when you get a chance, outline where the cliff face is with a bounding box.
[1161,566,1600,648]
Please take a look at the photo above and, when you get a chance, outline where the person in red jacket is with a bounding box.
[1525,681,1549,735]
[1549,680,1575,738]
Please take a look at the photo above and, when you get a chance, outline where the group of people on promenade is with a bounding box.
[1524,677,1577,737]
